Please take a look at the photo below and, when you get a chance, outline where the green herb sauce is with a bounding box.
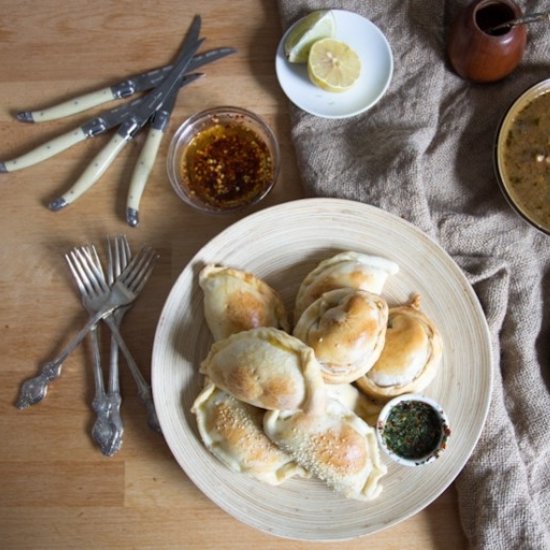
[382,401,442,459]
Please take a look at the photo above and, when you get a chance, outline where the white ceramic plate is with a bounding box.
[152,198,493,541]
[275,10,393,118]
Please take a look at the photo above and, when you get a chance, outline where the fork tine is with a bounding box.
[87,244,105,279]
[69,250,97,295]
[65,253,86,294]
[116,247,145,285]
[113,238,120,280]
[74,248,104,296]
[123,235,131,261]
[126,249,157,294]
[107,238,115,286]
[106,235,127,286]
[79,248,110,294]
[115,236,124,276]
[118,246,157,293]
[85,245,108,287]
[119,235,131,273]
[121,247,151,288]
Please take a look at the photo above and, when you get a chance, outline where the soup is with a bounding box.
[501,90,550,232]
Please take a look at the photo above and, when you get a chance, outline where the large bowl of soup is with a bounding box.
[495,79,550,235]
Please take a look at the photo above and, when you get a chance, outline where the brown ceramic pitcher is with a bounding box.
[447,0,527,82]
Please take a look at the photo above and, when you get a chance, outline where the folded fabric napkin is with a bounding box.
[276,1,550,548]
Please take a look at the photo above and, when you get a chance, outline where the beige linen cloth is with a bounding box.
[276,1,550,549]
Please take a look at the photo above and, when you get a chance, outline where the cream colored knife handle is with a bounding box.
[20,87,116,122]
[126,128,164,227]
[0,128,87,172]
[48,132,129,210]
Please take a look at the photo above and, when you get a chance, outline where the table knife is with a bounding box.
[47,15,203,211]
[16,47,235,123]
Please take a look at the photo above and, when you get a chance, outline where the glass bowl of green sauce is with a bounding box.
[376,394,451,467]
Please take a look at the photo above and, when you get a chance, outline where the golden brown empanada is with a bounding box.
[293,288,388,384]
[356,295,443,400]
[294,251,398,321]
[327,383,382,427]
[192,383,306,485]
[263,398,387,501]
[199,264,289,341]
[199,327,326,412]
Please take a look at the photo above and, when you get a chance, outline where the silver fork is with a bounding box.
[16,244,157,411]
[66,246,117,456]
[71,243,161,433]
[104,236,132,453]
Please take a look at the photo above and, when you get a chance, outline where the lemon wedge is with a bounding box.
[307,38,361,93]
[284,10,336,63]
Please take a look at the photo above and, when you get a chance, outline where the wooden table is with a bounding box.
[0,2,467,548]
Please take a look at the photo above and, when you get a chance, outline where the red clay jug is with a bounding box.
[447,0,527,82]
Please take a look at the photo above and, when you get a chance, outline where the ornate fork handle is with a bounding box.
[102,326,126,456]
[16,308,114,409]
[105,391,123,455]
[88,326,121,457]
[91,396,117,456]
[104,317,161,433]
[103,310,128,455]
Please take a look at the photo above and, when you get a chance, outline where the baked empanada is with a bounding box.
[192,383,306,485]
[356,295,443,400]
[199,264,289,341]
[293,288,388,384]
[327,383,382,427]
[199,327,326,412]
[264,398,387,501]
[294,251,399,321]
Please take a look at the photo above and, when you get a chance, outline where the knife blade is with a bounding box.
[47,14,203,211]
[15,46,236,123]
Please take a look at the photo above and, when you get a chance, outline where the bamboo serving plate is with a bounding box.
[151,198,493,541]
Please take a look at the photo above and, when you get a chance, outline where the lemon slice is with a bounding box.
[284,10,336,63]
[307,38,362,93]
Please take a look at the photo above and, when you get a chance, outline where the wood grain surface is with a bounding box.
[0,1,467,548]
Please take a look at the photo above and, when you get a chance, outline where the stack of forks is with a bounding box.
[16,236,160,456]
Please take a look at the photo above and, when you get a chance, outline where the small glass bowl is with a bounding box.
[167,106,280,215]
[376,393,451,467]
